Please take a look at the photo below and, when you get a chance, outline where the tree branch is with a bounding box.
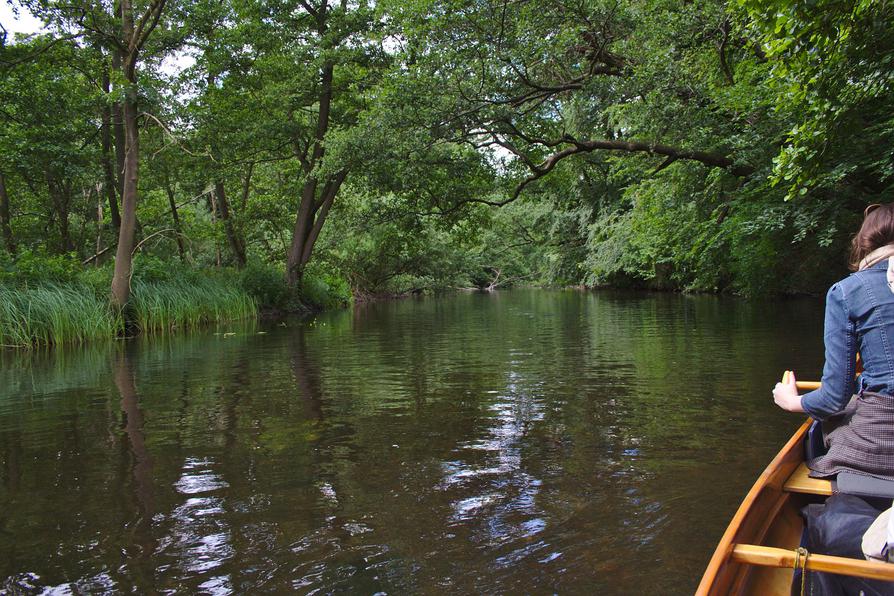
[0,33,82,68]
[298,0,319,18]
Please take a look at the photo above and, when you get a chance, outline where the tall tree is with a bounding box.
[281,0,370,285]
[33,0,171,301]
[108,0,170,307]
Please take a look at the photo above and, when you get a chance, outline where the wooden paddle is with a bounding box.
[782,370,821,391]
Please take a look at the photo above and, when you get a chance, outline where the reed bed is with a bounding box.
[131,276,257,334]
[0,275,256,347]
[0,284,121,348]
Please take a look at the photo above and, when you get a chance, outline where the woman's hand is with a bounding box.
[773,371,805,413]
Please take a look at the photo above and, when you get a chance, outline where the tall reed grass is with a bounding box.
[131,276,257,334]
[0,284,121,348]
[0,275,256,347]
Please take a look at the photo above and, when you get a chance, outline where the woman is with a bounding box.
[774,204,894,595]
[774,202,894,480]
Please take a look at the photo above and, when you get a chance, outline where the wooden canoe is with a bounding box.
[696,418,894,594]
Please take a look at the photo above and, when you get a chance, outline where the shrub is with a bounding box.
[300,267,352,310]
[239,262,290,309]
[0,249,82,286]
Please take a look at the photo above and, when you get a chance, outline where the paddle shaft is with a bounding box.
[782,370,821,391]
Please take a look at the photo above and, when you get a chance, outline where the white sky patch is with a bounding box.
[160,49,197,77]
[1,2,45,40]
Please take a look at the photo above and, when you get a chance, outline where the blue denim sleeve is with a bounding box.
[801,283,857,420]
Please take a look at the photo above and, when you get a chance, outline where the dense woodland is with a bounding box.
[0,0,892,343]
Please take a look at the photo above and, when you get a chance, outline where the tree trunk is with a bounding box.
[286,60,336,285]
[207,192,221,267]
[299,171,347,265]
[204,68,247,268]
[111,52,126,206]
[286,178,319,285]
[46,171,72,253]
[110,73,140,309]
[213,180,247,267]
[96,183,103,257]
[240,162,254,211]
[101,67,122,231]
[163,172,186,261]
[0,171,15,255]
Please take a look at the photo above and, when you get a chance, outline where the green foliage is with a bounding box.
[0,0,889,341]
[239,262,291,309]
[0,254,257,345]
[740,0,894,200]
[299,264,352,310]
[0,249,83,286]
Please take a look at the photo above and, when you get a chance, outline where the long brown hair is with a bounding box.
[849,203,894,270]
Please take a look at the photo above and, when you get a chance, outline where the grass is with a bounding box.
[131,276,257,334]
[0,274,257,348]
[0,283,122,348]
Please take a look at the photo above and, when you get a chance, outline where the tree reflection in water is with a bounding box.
[0,291,830,593]
[114,345,156,588]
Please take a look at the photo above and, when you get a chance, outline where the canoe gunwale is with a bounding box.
[695,419,812,595]
[698,418,894,593]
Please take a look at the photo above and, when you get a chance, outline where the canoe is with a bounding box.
[696,417,894,594]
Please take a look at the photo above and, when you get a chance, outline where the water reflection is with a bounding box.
[115,346,156,590]
[117,347,154,519]
[164,458,233,585]
[0,291,826,594]
[441,370,546,551]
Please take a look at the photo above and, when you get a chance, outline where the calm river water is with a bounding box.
[0,289,826,594]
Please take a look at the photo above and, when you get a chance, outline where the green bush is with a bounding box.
[239,262,290,309]
[300,266,352,310]
[0,249,82,286]
[76,264,115,298]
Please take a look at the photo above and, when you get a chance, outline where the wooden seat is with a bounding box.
[784,463,833,496]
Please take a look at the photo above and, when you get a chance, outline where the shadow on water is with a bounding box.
[0,290,825,593]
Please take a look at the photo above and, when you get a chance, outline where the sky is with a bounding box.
[1,1,44,40]
[1,1,196,73]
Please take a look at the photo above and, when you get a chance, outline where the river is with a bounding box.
[0,289,826,593]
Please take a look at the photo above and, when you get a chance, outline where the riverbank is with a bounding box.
[0,255,351,348]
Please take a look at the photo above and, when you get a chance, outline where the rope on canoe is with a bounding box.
[793,546,810,595]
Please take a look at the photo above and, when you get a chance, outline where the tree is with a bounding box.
[278,0,380,285]
[740,0,894,201]
[20,0,173,306]
[0,37,100,256]
[386,0,758,208]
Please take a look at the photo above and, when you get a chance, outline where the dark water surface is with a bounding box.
[0,290,826,594]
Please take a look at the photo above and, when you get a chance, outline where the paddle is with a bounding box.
[782,370,821,391]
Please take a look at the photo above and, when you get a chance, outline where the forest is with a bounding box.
[0,0,892,345]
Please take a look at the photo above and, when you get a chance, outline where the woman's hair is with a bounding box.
[850,203,894,270]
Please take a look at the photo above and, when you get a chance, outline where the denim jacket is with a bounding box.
[802,260,894,420]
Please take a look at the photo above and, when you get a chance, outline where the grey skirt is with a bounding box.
[807,391,894,481]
